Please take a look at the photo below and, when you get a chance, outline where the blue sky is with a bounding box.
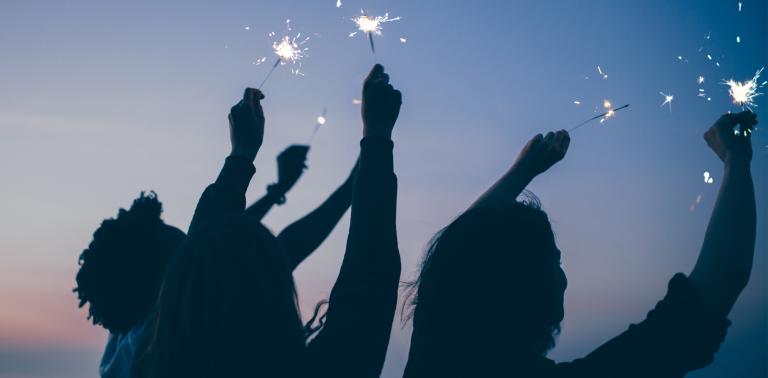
[0,0,766,377]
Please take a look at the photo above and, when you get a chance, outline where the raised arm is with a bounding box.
[471,130,570,209]
[246,145,309,221]
[276,162,356,270]
[306,64,402,377]
[188,88,265,233]
[689,111,758,317]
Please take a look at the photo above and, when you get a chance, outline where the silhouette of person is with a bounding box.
[76,146,355,377]
[403,111,758,377]
[136,64,402,378]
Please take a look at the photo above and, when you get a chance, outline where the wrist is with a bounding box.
[508,163,538,182]
[266,183,287,205]
[363,124,393,139]
[230,149,257,162]
[724,159,751,175]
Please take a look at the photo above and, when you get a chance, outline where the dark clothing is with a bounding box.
[187,137,400,377]
[306,137,401,377]
[188,155,256,234]
[405,273,730,378]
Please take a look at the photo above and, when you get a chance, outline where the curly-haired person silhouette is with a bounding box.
[76,144,357,377]
[136,64,402,378]
[404,112,758,377]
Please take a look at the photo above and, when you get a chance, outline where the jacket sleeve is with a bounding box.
[188,155,256,234]
[306,137,401,378]
[552,273,731,378]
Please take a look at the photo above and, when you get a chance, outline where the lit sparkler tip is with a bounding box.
[351,10,401,53]
[659,92,674,112]
[723,67,765,110]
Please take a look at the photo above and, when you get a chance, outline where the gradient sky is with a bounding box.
[0,1,766,377]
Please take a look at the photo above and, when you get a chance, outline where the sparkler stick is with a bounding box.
[258,59,281,89]
[308,108,328,145]
[568,104,630,132]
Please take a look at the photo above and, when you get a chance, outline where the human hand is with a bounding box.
[228,88,265,161]
[362,64,402,138]
[274,145,310,194]
[512,130,570,178]
[704,111,756,166]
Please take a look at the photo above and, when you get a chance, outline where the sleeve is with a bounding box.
[306,137,401,378]
[188,155,256,234]
[553,273,731,378]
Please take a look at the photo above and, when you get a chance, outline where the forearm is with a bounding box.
[277,178,353,270]
[470,165,535,209]
[690,162,756,316]
[245,192,281,221]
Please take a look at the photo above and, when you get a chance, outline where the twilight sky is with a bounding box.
[0,1,766,377]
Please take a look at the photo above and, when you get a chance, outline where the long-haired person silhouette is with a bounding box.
[76,117,358,378]
[136,64,402,378]
[404,112,758,377]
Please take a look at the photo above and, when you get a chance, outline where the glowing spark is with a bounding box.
[706,32,711,40]
[309,108,328,145]
[569,103,629,131]
[723,67,765,110]
[698,76,705,84]
[351,10,401,53]
[703,171,714,184]
[573,101,581,105]
[336,0,342,8]
[400,37,407,43]
[707,54,712,60]
[244,26,250,30]
[736,36,741,43]
[258,20,311,88]
[738,1,742,11]
[696,194,702,204]
[659,92,674,112]
[678,55,683,61]
[352,99,362,105]
[597,65,608,79]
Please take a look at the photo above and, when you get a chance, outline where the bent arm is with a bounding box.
[277,167,355,270]
[470,165,535,209]
[689,161,756,316]
[245,189,283,221]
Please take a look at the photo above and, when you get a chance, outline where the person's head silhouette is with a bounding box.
[406,199,566,375]
[138,216,307,378]
[75,192,185,334]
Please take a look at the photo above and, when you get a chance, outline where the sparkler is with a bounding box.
[597,65,608,79]
[308,108,328,145]
[350,10,401,54]
[257,20,310,89]
[723,67,765,110]
[568,102,630,132]
[660,92,674,112]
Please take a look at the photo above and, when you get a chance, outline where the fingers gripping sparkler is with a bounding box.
[568,104,630,132]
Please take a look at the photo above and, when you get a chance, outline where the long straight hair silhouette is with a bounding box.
[404,201,567,377]
[135,216,308,378]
